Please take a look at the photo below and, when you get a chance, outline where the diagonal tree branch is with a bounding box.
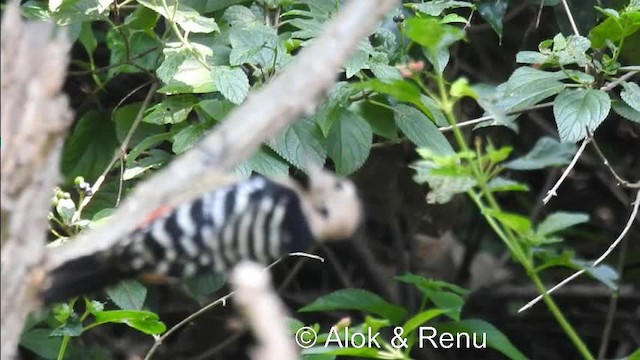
[45,0,398,284]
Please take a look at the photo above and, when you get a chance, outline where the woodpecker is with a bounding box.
[41,167,362,304]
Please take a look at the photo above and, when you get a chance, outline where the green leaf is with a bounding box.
[485,209,532,235]
[435,319,527,360]
[92,310,166,335]
[106,280,147,310]
[269,117,326,170]
[61,110,119,180]
[229,25,285,67]
[403,309,448,334]
[404,17,465,52]
[20,329,63,359]
[412,160,476,204]
[106,29,159,79]
[350,97,398,140]
[114,103,166,148]
[211,66,249,105]
[612,99,640,123]
[50,320,83,337]
[222,5,260,28]
[185,271,226,305]
[574,261,618,290]
[505,137,577,170]
[477,0,508,38]
[138,0,219,33]
[394,104,454,156]
[553,88,611,143]
[396,273,469,295]
[198,99,236,121]
[494,67,567,119]
[144,95,197,124]
[421,95,448,127]
[157,45,216,94]
[245,148,290,177]
[299,289,407,325]
[326,107,372,175]
[589,11,640,48]
[345,49,369,78]
[536,211,589,236]
[486,177,530,192]
[171,123,206,154]
[409,1,475,17]
[125,5,159,31]
[303,346,380,358]
[369,63,402,82]
[352,79,432,116]
[621,81,640,113]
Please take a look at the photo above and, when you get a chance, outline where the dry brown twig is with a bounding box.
[0,1,73,358]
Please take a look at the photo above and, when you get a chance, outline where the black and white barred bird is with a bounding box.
[41,167,362,304]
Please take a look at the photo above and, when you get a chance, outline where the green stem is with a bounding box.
[56,336,71,360]
[434,72,594,360]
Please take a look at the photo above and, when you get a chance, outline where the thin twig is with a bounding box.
[542,136,591,204]
[143,252,324,360]
[560,0,580,36]
[519,189,640,312]
[600,71,638,92]
[590,138,640,189]
[73,82,157,221]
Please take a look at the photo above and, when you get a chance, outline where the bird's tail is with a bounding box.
[40,254,130,305]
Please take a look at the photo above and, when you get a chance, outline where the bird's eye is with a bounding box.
[334,181,344,191]
[315,206,329,218]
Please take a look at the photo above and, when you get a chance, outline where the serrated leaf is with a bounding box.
[412,160,476,204]
[573,261,618,290]
[61,110,119,180]
[299,289,407,325]
[144,95,197,124]
[350,97,398,140]
[621,81,640,113]
[505,137,577,170]
[537,211,589,236]
[157,45,216,94]
[229,26,285,67]
[245,148,290,177]
[326,107,372,175]
[138,0,218,33]
[198,99,236,121]
[222,5,260,28]
[211,66,249,104]
[612,99,640,123]
[171,123,205,154]
[344,49,369,78]
[369,63,402,81]
[106,29,158,79]
[106,280,147,310]
[394,104,454,156]
[269,117,326,169]
[553,88,611,143]
[435,320,527,360]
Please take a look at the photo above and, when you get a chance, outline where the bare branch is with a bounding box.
[542,136,591,204]
[231,261,298,360]
[46,0,399,269]
[0,1,73,357]
[520,189,640,312]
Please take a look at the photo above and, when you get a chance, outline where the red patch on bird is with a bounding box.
[137,206,173,229]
